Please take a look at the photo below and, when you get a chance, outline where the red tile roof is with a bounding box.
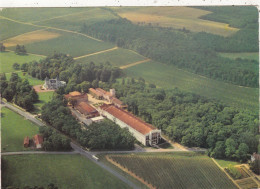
[96,88,107,95]
[24,136,30,145]
[111,97,123,105]
[69,91,82,96]
[89,88,103,97]
[34,135,43,146]
[101,104,156,135]
[76,102,97,115]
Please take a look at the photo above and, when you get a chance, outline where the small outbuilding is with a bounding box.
[24,136,30,148]
[34,134,44,149]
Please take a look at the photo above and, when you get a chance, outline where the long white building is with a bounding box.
[99,104,161,146]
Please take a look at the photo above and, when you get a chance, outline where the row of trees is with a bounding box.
[81,17,258,87]
[15,44,27,55]
[0,73,38,111]
[41,94,135,150]
[102,79,259,162]
[39,126,71,151]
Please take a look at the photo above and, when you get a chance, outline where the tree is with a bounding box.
[21,63,28,72]
[15,44,21,54]
[0,43,5,52]
[211,141,225,158]
[12,63,20,70]
[250,159,260,175]
[235,143,249,162]
[225,138,238,159]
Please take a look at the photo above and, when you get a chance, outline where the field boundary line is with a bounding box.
[74,47,118,60]
[5,49,46,58]
[32,10,91,24]
[0,15,102,42]
[211,158,242,189]
[120,59,150,69]
[106,155,156,189]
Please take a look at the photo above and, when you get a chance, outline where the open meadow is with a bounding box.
[2,154,130,189]
[6,72,44,86]
[107,152,237,189]
[0,51,43,73]
[125,60,258,112]
[7,29,114,57]
[1,107,39,152]
[33,91,54,113]
[75,48,146,67]
[112,7,239,36]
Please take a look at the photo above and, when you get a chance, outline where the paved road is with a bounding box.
[70,143,139,189]
[1,151,79,156]
[1,101,44,126]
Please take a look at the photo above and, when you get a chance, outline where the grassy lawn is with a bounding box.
[0,51,43,73]
[6,72,44,86]
[215,159,240,168]
[125,60,258,112]
[1,107,40,152]
[75,48,146,67]
[2,154,130,189]
[34,91,54,113]
[112,7,239,36]
[38,8,118,32]
[8,29,114,57]
[219,52,259,61]
[0,18,39,41]
[107,152,237,189]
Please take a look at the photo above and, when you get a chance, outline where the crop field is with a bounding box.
[3,29,60,47]
[0,51,43,73]
[219,52,259,61]
[7,29,114,57]
[112,7,239,36]
[125,60,258,112]
[1,108,39,152]
[0,18,39,41]
[37,8,118,32]
[75,48,146,67]
[107,153,237,189]
[0,8,88,23]
[236,178,258,189]
[2,154,130,189]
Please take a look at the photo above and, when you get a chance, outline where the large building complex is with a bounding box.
[99,104,161,146]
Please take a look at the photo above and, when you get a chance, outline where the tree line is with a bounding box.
[0,73,38,111]
[81,17,258,87]
[41,94,135,150]
[101,78,259,162]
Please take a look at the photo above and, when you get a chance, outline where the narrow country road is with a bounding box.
[1,101,44,126]
[1,151,79,156]
[70,143,139,189]
[74,47,118,60]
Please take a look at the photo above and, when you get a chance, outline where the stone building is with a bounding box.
[43,77,66,90]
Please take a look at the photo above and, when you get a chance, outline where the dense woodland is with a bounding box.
[0,73,38,111]
[81,12,258,87]
[23,53,122,93]
[39,126,71,151]
[100,79,258,162]
[41,94,135,150]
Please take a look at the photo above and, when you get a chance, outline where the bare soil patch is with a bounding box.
[33,85,55,93]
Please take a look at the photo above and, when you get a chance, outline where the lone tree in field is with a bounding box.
[0,43,5,52]
[12,62,20,70]
[15,44,27,55]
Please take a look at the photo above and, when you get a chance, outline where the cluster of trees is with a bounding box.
[15,44,27,55]
[24,53,122,94]
[41,94,135,150]
[250,159,260,175]
[39,126,71,151]
[0,43,6,52]
[0,73,38,111]
[81,17,258,87]
[104,79,258,162]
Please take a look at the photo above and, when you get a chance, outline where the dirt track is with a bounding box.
[120,59,150,69]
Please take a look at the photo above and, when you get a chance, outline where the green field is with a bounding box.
[6,72,44,86]
[2,154,130,189]
[75,48,146,67]
[219,52,259,61]
[0,8,88,23]
[1,107,40,152]
[108,153,237,189]
[0,18,39,41]
[125,61,258,112]
[34,91,54,112]
[38,8,118,32]
[215,159,240,168]
[0,51,43,73]
[7,29,114,57]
